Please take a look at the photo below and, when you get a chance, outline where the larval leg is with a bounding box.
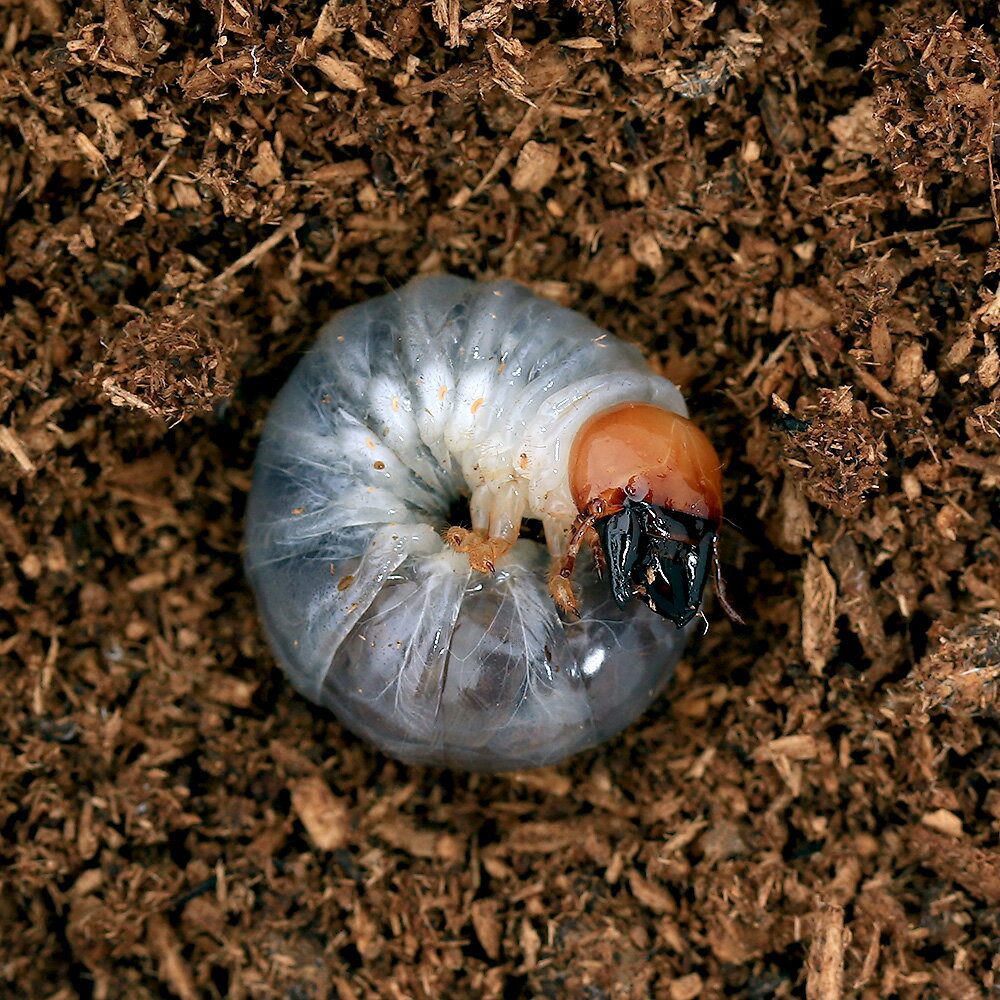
[547,499,608,618]
[445,527,512,573]
[446,480,525,573]
[486,479,526,544]
[542,515,570,559]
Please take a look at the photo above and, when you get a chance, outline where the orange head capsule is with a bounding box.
[568,402,730,627]
[570,403,722,523]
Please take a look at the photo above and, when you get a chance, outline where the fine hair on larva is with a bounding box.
[245,275,697,771]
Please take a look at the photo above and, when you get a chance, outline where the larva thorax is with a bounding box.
[440,331,725,629]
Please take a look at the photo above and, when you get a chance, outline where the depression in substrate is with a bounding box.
[245,276,730,770]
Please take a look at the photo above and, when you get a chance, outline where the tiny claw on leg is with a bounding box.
[445,526,512,574]
[548,569,580,620]
[588,529,606,581]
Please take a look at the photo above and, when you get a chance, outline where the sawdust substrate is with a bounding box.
[2,1,1000,998]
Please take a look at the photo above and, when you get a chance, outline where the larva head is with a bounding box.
[569,402,723,627]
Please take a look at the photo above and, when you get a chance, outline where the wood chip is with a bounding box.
[802,554,837,674]
[805,903,847,1000]
[0,425,35,473]
[314,54,365,91]
[147,914,197,1000]
[920,808,963,837]
[511,140,559,193]
[291,777,350,851]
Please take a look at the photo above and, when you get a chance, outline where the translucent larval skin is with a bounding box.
[245,275,694,771]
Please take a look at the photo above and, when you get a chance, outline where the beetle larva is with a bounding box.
[245,276,730,771]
